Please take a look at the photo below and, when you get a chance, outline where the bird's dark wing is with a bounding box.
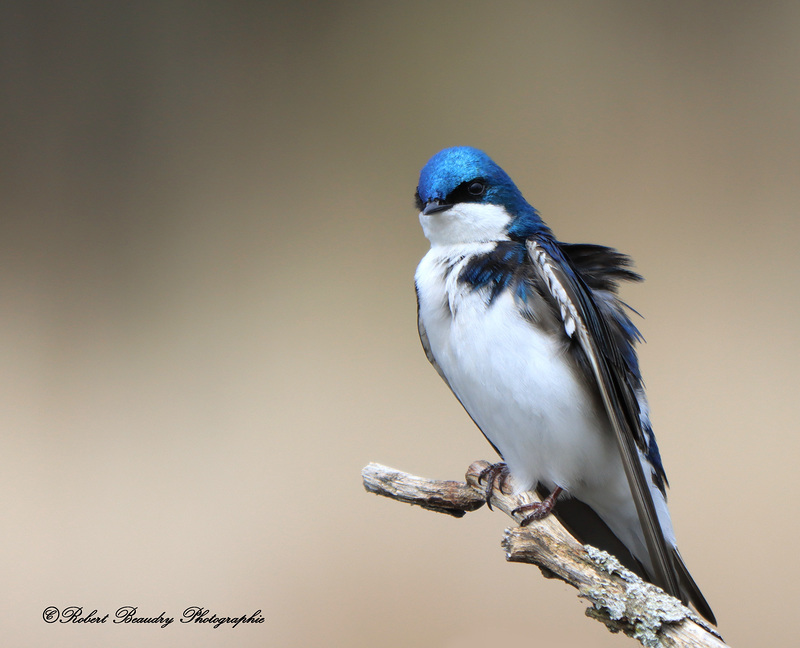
[525,237,680,599]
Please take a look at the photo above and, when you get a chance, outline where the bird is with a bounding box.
[413,146,715,624]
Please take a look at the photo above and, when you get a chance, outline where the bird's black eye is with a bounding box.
[468,181,485,196]
[445,178,487,205]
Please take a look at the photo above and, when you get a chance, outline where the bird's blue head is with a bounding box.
[415,147,547,242]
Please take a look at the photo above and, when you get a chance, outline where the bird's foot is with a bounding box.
[512,486,563,526]
[477,462,510,511]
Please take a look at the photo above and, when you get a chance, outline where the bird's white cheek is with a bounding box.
[420,203,512,246]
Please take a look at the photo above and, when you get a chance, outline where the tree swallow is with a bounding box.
[413,146,715,624]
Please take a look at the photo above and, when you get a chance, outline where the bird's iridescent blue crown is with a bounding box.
[416,147,546,239]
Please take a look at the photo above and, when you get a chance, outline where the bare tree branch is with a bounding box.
[362,460,726,648]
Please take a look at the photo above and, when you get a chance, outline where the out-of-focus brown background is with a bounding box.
[2,2,798,646]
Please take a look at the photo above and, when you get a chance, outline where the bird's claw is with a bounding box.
[512,486,563,526]
[477,462,509,510]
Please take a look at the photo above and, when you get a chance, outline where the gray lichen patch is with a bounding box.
[580,545,692,647]
[585,545,638,582]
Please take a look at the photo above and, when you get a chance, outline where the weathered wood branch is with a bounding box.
[362,460,726,648]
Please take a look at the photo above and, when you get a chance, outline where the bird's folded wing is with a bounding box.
[526,238,680,599]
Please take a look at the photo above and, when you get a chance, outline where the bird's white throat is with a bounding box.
[419,203,512,246]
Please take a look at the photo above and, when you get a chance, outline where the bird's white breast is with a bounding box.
[415,244,628,499]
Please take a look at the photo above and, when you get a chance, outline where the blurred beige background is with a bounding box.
[2,1,798,646]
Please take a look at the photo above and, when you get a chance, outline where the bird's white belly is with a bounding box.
[416,249,626,499]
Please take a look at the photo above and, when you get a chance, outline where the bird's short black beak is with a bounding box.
[423,199,452,215]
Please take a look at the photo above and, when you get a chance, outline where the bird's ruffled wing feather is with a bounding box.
[525,238,680,599]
